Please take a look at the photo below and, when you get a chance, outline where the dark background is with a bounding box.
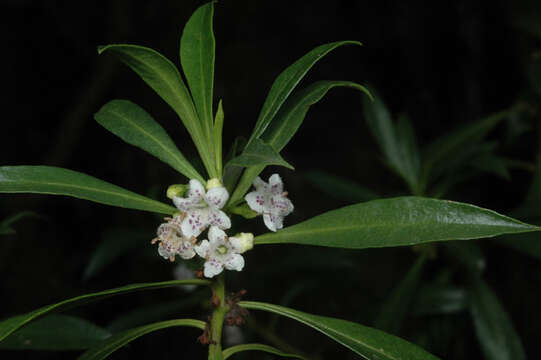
[1,0,541,359]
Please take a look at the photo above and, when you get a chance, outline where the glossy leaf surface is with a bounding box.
[95,99,204,182]
[78,319,205,360]
[0,166,176,215]
[97,44,213,175]
[240,301,440,360]
[0,279,210,342]
[249,41,361,143]
[255,197,539,248]
[223,343,306,360]
[470,279,526,360]
[0,315,111,350]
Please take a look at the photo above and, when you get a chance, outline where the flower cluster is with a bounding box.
[152,174,292,278]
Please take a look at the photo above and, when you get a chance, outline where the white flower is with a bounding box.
[172,179,231,238]
[245,174,294,232]
[152,215,196,261]
[194,226,245,278]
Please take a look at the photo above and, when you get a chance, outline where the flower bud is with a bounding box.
[233,232,254,253]
[167,184,189,199]
[206,178,223,190]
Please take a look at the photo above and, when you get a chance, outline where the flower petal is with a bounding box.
[209,209,231,230]
[204,258,224,278]
[224,253,245,271]
[205,186,229,209]
[178,240,196,260]
[208,226,227,246]
[263,213,284,232]
[245,191,265,214]
[271,195,294,216]
[228,237,244,253]
[268,173,283,195]
[253,176,268,191]
[172,179,205,211]
[182,208,210,238]
[195,239,211,258]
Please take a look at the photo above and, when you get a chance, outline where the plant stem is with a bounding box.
[208,273,228,360]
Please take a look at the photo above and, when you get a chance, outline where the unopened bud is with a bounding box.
[206,178,223,190]
[233,232,254,253]
[167,184,189,199]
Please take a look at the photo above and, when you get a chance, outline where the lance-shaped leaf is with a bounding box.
[239,301,440,360]
[255,197,540,248]
[95,100,204,183]
[227,138,294,170]
[223,343,306,360]
[214,99,225,176]
[362,93,420,194]
[248,41,362,143]
[180,2,215,142]
[0,279,210,342]
[78,319,205,360]
[375,254,426,334]
[0,315,111,351]
[0,166,176,215]
[97,44,214,176]
[470,278,526,360]
[228,80,370,207]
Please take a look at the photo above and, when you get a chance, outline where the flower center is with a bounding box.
[217,245,228,255]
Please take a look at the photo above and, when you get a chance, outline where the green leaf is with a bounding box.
[95,99,204,182]
[304,170,379,203]
[97,44,214,177]
[223,343,306,360]
[255,197,540,248]
[214,99,225,176]
[362,92,420,194]
[223,136,247,193]
[264,80,372,152]
[227,138,294,170]
[375,254,426,334]
[83,228,149,280]
[0,315,111,350]
[470,278,526,360]
[239,301,440,360]
[0,211,40,235]
[0,279,210,342]
[180,2,216,144]
[0,166,176,215]
[420,108,518,189]
[249,41,362,143]
[78,319,205,360]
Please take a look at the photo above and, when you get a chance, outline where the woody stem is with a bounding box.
[208,273,227,360]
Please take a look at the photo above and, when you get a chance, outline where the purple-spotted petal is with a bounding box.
[203,258,224,278]
[178,241,196,260]
[208,226,227,246]
[172,180,205,211]
[208,210,231,230]
[224,253,244,271]
[205,186,229,209]
[245,191,265,214]
[195,239,211,258]
[271,195,294,216]
[181,208,210,238]
[263,213,284,232]
[268,174,283,195]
